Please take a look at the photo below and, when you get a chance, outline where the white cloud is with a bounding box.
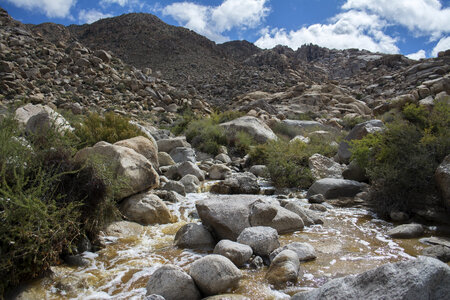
[78,9,113,24]
[432,36,450,56]
[162,0,269,43]
[5,0,76,18]
[342,0,450,39]
[255,10,399,53]
[406,49,426,60]
[100,0,129,7]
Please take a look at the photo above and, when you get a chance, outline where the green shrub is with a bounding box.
[74,112,142,149]
[340,115,370,130]
[185,118,227,155]
[351,100,450,217]
[211,110,245,124]
[227,131,256,156]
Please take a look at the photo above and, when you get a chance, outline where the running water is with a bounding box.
[17,192,433,300]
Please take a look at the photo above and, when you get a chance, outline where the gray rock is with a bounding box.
[103,221,145,238]
[174,223,215,250]
[208,164,232,180]
[387,224,424,239]
[306,178,366,199]
[145,295,165,300]
[151,190,184,203]
[249,165,268,177]
[308,194,325,204]
[270,242,316,262]
[157,137,191,153]
[63,255,89,267]
[422,245,450,263]
[236,226,280,257]
[210,172,260,194]
[189,255,242,296]
[220,116,277,143]
[291,257,450,300]
[342,160,368,182]
[282,120,326,131]
[284,202,324,226]
[180,174,200,193]
[435,154,450,208]
[203,294,250,300]
[215,153,232,164]
[338,120,384,163]
[266,250,300,287]
[115,136,159,169]
[213,240,253,267]
[162,180,186,196]
[169,147,196,163]
[146,265,201,300]
[309,204,327,212]
[120,192,173,225]
[250,256,264,269]
[308,153,344,180]
[177,161,205,181]
[158,152,176,167]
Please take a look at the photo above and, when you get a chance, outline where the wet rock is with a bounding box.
[220,116,277,143]
[145,294,165,300]
[210,172,260,194]
[203,294,250,300]
[146,265,201,300]
[162,180,186,196]
[266,250,300,287]
[213,240,253,267]
[387,224,424,239]
[291,257,450,300]
[120,192,173,225]
[103,221,145,237]
[208,164,232,180]
[157,137,191,153]
[180,174,200,193]
[152,190,184,203]
[189,255,242,296]
[309,204,327,212]
[158,152,176,167]
[236,226,280,257]
[169,147,196,163]
[74,142,159,200]
[306,178,366,199]
[308,194,325,204]
[338,120,384,163]
[422,245,450,263]
[308,153,344,180]
[435,154,450,208]
[284,202,324,226]
[174,223,215,250]
[63,255,89,267]
[115,136,159,169]
[249,165,268,177]
[270,242,317,262]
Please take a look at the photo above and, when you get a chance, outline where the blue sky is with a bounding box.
[1,0,450,59]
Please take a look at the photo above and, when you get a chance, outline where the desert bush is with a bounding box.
[351,100,450,217]
[74,112,142,148]
[185,118,227,155]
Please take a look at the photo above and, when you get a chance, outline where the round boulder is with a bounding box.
[236,226,280,257]
[174,223,216,250]
[120,192,173,225]
[266,250,300,287]
[213,240,253,267]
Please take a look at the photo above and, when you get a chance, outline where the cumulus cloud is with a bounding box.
[255,10,399,53]
[342,0,450,39]
[432,36,450,56]
[162,0,269,43]
[5,0,76,18]
[78,9,113,24]
[406,49,426,60]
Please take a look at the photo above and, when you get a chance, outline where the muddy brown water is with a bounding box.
[17,192,439,300]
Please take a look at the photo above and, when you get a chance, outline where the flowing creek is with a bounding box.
[19,190,438,300]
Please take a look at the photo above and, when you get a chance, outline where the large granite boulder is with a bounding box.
[435,154,450,208]
[115,136,159,169]
[169,147,196,163]
[157,137,191,153]
[306,178,366,199]
[208,164,232,180]
[387,224,424,239]
[174,223,216,250]
[146,265,201,300]
[120,192,173,225]
[338,120,384,163]
[210,172,260,194]
[74,142,159,200]
[15,103,70,133]
[270,242,316,262]
[213,240,253,267]
[236,226,280,257]
[308,154,344,180]
[189,255,242,296]
[281,120,326,132]
[220,116,277,143]
[266,250,300,287]
[292,257,450,300]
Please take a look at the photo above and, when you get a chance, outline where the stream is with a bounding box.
[17,190,435,300]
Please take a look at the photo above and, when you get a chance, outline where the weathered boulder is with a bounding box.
[158,152,176,167]
[422,245,450,263]
[338,120,384,163]
[270,242,316,262]
[220,116,277,143]
[266,250,300,287]
[115,136,159,169]
[435,154,450,208]
[213,240,253,267]
[74,142,159,200]
[25,111,73,135]
[210,172,260,194]
[103,221,145,238]
[162,180,186,196]
[174,223,215,250]
[284,202,323,226]
[15,103,68,130]
[189,255,242,296]
[291,257,450,300]
[236,226,280,257]
[120,192,173,225]
[308,153,344,180]
[282,120,326,131]
[249,165,268,177]
[157,137,190,153]
[169,147,196,163]
[208,164,232,180]
[215,153,232,164]
[177,161,205,181]
[387,224,424,239]
[306,178,366,199]
[146,265,201,300]
[152,190,184,203]
[180,174,200,193]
